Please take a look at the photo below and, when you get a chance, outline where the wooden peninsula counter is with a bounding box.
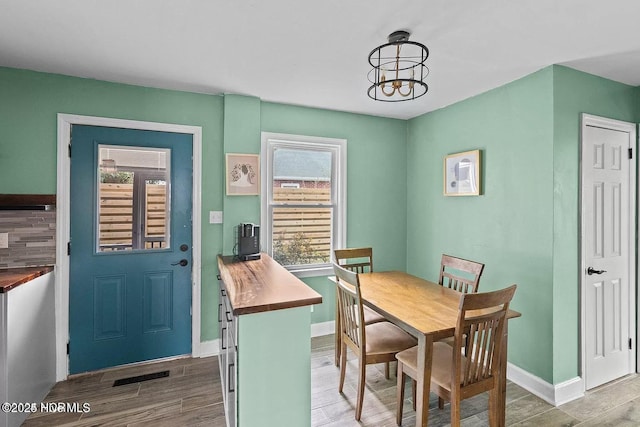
[217,253,322,427]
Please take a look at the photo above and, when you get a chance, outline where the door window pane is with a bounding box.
[144,179,167,249]
[97,145,171,252]
[98,171,134,251]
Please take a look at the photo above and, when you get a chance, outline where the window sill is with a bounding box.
[286,265,333,278]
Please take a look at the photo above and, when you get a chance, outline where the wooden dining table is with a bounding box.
[331,271,520,427]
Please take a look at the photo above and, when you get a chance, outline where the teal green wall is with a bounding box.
[222,95,261,254]
[407,65,638,384]
[260,102,408,323]
[0,67,408,341]
[637,87,640,118]
[551,65,637,383]
[3,64,639,386]
[238,307,312,426]
[407,68,556,382]
[0,67,225,342]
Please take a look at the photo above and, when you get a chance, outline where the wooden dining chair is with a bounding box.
[439,254,485,293]
[395,284,517,427]
[333,248,387,369]
[438,254,485,349]
[395,255,485,412]
[333,263,417,421]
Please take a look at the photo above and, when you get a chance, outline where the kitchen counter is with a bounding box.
[217,253,322,315]
[216,252,321,426]
[0,266,54,293]
[1,267,56,427]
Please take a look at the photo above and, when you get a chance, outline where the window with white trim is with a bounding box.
[261,133,346,276]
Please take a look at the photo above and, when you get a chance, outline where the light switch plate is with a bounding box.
[209,211,223,224]
[0,233,8,249]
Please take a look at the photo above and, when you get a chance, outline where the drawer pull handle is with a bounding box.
[228,363,235,393]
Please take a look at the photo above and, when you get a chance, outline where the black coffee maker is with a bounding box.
[236,223,261,261]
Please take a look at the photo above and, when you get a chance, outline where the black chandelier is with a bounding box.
[367,30,429,102]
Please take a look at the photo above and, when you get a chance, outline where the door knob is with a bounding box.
[172,259,189,267]
[587,267,606,275]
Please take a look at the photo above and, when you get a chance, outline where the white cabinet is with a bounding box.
[0,271,56,427]
[218,279,236,427]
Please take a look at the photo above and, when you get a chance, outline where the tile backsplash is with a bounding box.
[0,210,56,268]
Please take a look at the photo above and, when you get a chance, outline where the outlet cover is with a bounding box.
[0,233,8,249]
[209,211,223,224]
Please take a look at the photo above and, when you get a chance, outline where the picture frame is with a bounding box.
[226,153,260,196]
[443,149,481,196]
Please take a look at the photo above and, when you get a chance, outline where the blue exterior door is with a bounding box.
[69,125,193,374]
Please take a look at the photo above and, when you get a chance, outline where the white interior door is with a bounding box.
[581,114,636,390]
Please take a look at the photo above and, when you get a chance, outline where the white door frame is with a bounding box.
[580,113,637,389]
[55,114,203,381]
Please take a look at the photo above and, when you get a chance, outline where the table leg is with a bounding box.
[415,334,433,427]
[334,288,341,366]
[495,320,510,427]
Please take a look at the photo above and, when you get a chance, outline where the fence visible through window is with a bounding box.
[98,182,167,251]
[97,145,170,252]
[272,187,331,265]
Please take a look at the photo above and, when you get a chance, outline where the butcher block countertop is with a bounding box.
[0,266,54,293]
[217,253,322,315]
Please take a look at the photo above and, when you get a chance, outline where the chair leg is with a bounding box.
[488,388,498,427]
[450,395,460,427]
[355,357,366,421]
[334,303,341,367]
[438,397,445,409]
[412,380,416,411]
[396,362,405,426]
[338,343,347,393]
[385,361,390,379]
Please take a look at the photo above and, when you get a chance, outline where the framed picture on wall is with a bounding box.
[226,153,260,195]
[443,149,481,196]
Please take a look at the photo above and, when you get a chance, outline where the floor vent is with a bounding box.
[113,370,169,387]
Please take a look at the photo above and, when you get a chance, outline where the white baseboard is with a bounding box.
[201,321,333,358]
[311,320,335,338]
[507,362,584,406]
[553,376,585,406]
[197,339,220,358]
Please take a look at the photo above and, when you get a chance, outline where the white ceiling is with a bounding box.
[2,0,640,120]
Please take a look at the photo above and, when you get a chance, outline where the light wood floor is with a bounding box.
[311,334,640,426]
[23,334,640,426]
[23,356,226,427]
